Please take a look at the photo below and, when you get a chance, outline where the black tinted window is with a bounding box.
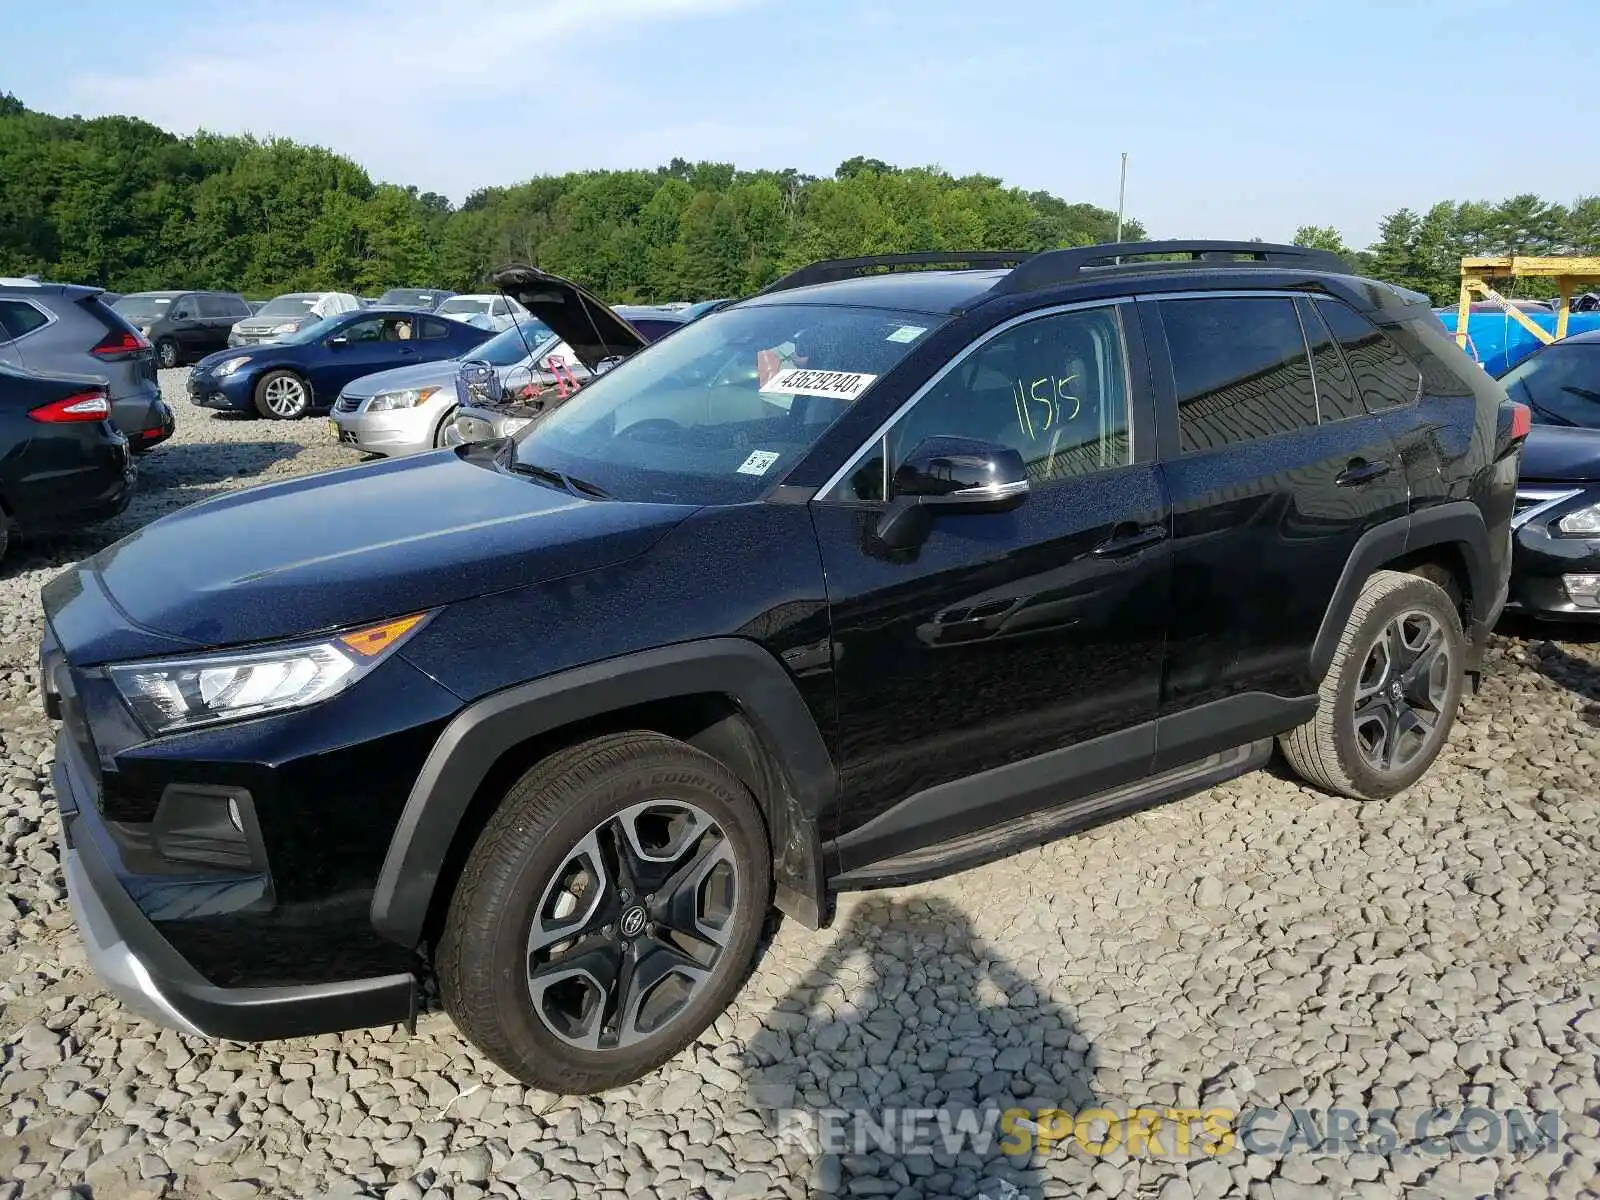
[1162,297,1318,453]
[851,306,1131,500]
[1316,299,1420,410]
[0,300,50,341]
[633,319,685,343]
[1299,299,1364,421]
[418,318,450,340]
[197,294,227,318]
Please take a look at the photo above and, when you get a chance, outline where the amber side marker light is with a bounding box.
[339,613,429,657]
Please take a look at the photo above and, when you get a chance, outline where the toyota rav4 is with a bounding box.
[40,242,1525,1093]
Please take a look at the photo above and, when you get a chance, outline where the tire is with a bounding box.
[433,405,458,448]
[1280,569,1465,800]
[156,338,179,369]
[438,731,771,1093]
[253,369,312,420]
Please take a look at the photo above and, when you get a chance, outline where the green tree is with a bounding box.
[1292,225,1350,255]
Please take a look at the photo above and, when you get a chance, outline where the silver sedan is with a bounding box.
[328,322,567,457]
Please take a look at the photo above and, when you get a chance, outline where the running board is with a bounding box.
[829,740,1272,891]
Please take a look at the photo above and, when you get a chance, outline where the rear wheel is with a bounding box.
[1280,570,1464,799]
[155,338,179,369]
[253,370,311,420]
[438,731,770,1093]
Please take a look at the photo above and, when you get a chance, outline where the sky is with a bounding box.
[8,0,1596,249]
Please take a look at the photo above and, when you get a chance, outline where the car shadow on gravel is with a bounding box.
[740,895,1097,1200]
[137,439,302,486]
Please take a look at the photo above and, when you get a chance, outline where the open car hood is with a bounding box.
[491,265,646,371]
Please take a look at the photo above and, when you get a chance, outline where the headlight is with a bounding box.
[1557,503,1600,536]
[270,321,300,334]
[369,386,440,411]
[214,356,252,377]
[107,612,432,735]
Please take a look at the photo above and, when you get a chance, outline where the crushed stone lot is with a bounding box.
[1,368,1599,1199]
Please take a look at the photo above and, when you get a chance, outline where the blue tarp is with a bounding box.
[1434,308,1600,376]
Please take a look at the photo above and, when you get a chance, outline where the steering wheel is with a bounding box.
[618,418,685,442]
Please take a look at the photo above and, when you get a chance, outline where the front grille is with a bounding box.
[335,393,362,413]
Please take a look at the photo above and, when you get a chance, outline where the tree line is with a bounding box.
[3,95,1595,306]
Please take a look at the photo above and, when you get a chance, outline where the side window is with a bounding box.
[848,306,1132,501]
[197,294,225,318]
[417,317,449,340]
[0,300,50,341]
[1161,296,1318,453]
[489,298,509,317]
[338,317,385,342]
[170,295,196,320]
[1298,299,1364,421]
[1315,299,1421,410]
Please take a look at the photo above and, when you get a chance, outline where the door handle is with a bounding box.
[1093,523,1167,557]
[1335,458,1391,487]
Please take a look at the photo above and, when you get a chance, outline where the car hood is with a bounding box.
[64,447,696,652]
[193,345,281,373]
[1519,425,1600,484]
[492,265,646,370]
[342,358,462,398]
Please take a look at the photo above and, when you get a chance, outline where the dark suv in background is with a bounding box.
[40,242,1523,1094]
[113,291,252,369]
[0,278,172,451]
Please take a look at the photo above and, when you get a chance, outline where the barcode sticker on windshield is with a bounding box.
[737,450,782,476]
[886,324,926,343]
[760,368,877,400]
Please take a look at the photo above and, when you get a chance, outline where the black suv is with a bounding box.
[113,291,253,369]
[40,242,1524,1093]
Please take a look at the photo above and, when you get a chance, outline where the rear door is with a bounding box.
[1145,292,1408,767]
[815,300,1171,871]
[168,294,205,357]
[195,294,233,355]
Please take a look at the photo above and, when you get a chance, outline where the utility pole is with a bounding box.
[1115,152,1128,244]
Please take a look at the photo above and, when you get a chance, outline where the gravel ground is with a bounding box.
[2,368,1599,1199]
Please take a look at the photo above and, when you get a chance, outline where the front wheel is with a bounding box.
[253,370,311,420]
[1280,569,1465,800]
[156,338,179,369]
[433,405,459,448]
[438,731,770,1093]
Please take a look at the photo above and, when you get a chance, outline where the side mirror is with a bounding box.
[876,436,1029,549]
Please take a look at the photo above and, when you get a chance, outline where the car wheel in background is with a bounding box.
[155,339,179,370]
[254,370,312,420]
[437,731,771,1093]
[433,406,458,449]
[1279,570,1465,800]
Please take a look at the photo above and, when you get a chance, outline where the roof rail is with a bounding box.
[989,240,1349,297]
[757,250,1033,296]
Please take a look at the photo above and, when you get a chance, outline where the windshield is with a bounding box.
[113,295,173,322]
[256,295,320,319]
[380,289,443,307]
[1499,344,1600,428]
[470,319,558,366]
[512,303,943,504]
[439,297,491,316]
[273,315,342,345]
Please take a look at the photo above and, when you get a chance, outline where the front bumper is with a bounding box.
[328,400,443,457]
[53,729,417,1041]
[1508,485,1600,620]
[186,370,255,412]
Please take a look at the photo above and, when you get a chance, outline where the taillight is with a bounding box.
[29,389,110,423]
[1508,401,1532,441]
[90,329,150,360]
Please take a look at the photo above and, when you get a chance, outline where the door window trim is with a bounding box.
[815,298,1140,502]
[0,297,58,346]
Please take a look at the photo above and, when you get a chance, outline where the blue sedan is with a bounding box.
[186,309,493,419]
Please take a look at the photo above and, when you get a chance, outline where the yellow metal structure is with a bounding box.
[1456,255,1600,351]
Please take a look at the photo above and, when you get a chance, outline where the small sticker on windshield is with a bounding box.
[737,450,782,476]
[760,368,877,400]
[886,324,926,343]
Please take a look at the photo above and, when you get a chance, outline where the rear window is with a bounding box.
[1161,296,1319,452]
[439,298,492,316]
[631,318,685,343]
[256,295,320,318]
[0,299,51,341]
[1316,299,1421,409]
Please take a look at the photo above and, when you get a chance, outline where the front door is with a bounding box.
[813,302,1171,872]
[1149,293,1410,766]
[317,315,420,397]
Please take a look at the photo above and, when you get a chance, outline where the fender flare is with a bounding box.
[369,638,838,948]
[1310,501,1494,680]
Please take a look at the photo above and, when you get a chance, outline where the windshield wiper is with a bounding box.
[505,459,612,500]
[1527,396,1580,427]
[1561,384,1600,407]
